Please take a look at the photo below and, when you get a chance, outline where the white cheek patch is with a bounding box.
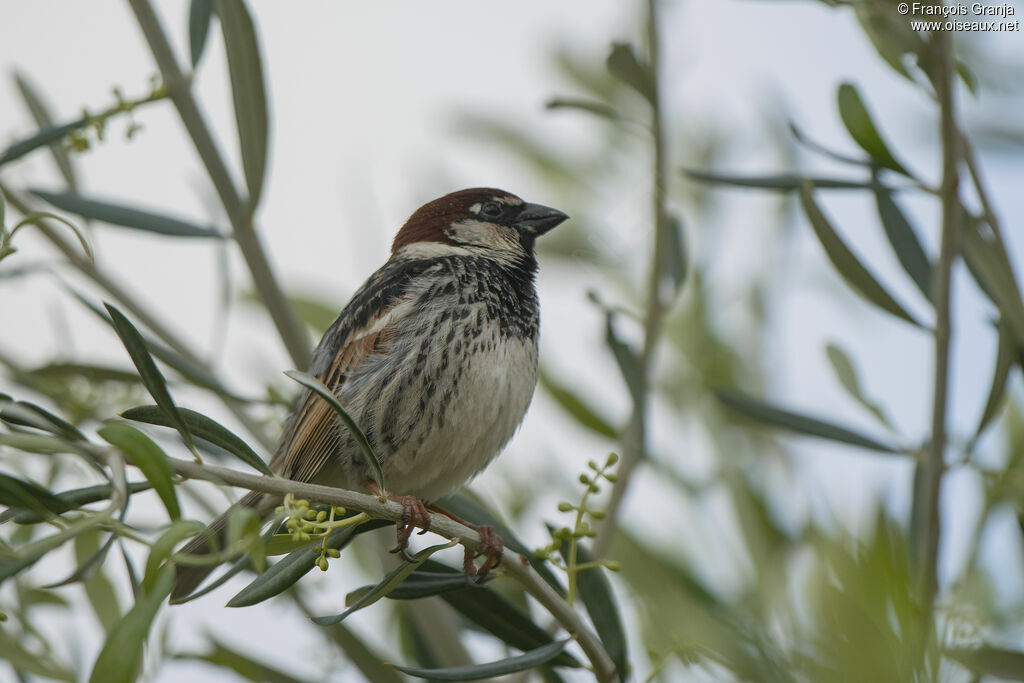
[396,242,474,259]
[469,202,482,215]
[447,219,520,253]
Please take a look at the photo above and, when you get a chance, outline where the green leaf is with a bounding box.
[0,627,75,681]
[75,531,122,633]
[0,473,66,520]
[0,431,84,456]
[315,623,403,683]
[683,169,882,192]
[545,97,620,121]
[31,189,224,238]
[285,370,384,493]
[554,539,627,678]
[88,565,174,683]
[9,208,93,262]
[189,0,215,69]
[227,518,389,607]
[606,43,654,103]
[172,525,279,604]
[98,422,181,520]
[825,343,894,431]
[145,521,207,591]
[662,212,688,298]
[0,117,86,169]
[604,313,644,405]
[391,639,570,681]
[216,0,269,208]
[973,321,1014,444]
[799,183,920,327]
[716,388,901,454]
[874,188,933,303]
[176,638,313,683]
[0,397,85,442]
[962,219,1024,350]
[13,71,77,189]
[104,303,197,455]
[539,368,616,439]
[122,404,272,476]
[311,539,457,625]
[836,83,910,175]
[2,481,152,524]
[947,646,1024,681]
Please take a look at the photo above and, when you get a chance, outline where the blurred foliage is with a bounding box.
[1,0,1024,681]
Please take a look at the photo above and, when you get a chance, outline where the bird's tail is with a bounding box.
[170,490,277,603]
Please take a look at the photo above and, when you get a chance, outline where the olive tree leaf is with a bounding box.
[799,182,920,327]
[874,188,933,303]
[606,42,654,103]
[13,71,77,189]
[31,188,224,238]
[825,343,895,431]
[189,0,215,69]
[390,639,571,681]
[837,82,910,176]
[684,168,883,192]
[539,368,617,439]
[962,218,1024,350]
[946,646,1024,681]
[98,422,180,521]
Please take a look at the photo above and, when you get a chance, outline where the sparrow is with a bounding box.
[171,187,568,601]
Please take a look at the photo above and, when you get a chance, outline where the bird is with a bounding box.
[170,187,568,601]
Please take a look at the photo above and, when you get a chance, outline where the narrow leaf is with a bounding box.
[2,481,151,524]
[962,219,1024,349]
[31,189,223,238]
[604,313,644,405]
[606,43,654,103]
[311,539,457,625]
[98,422,180,520]
[539,368,617,439]
[104,303,197,455]
[285,370,384,493]
[0,473,66,519]
[662,212,688,298]
[799,183,920,327]
[973,321,1014,443]
[0,398,85,441]
[0,117,86,169]
[315,623,403,683]
[391,639,570,681]
[554,539,627,678]
[684,169,882,192]
[545,97,620,121]
[216,0,269,208]
[227,518,389,607]
[874,188,933,303]
[825,343,894,430]
[145,521,207,591]
[75,531,122,632]
[837,83,910,175]
[716,388,901,454]
[13,71,77,189]
[122,404,272,475]
[189,0,215,69]
[176,638,312,683]
[88,565,174,683]
[947,646,1024,681]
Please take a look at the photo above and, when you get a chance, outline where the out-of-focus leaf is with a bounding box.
[0,117,85,169]
[122,404,272,475]
[177,638,312,683]
[874,188,933,303]
[216,0,268,208]
[0,398,86,442]
[311,540,457,625]
[799,183,920,327]
[0,627,75,681]
[853,0,926,81]
[604,313,644,405]
[31,189,223,238]
[545,97,620,121]
[88,565,174,683]
[172,525,279,604]
[13,71,77,189]
[75,530,122,633]
[104,303,197,455]
[554,538,627,678]
[98,422,180,520]
[836,83,910,176]
[825,343,894,431]
[315,622,403,683]
[947,646,1024,680]
[0,473,65,520]
[145,521,207,592]
[962,219,1024,349]
[684,169,881,191]
[285,370,384,493]
[391,639,570,681]
[606,43,654,103]
[539,368,617,439]
[8,207,93,262]
[227,518,389,607]
[189,0,215,69]
[43,530,119,588]
[660,212,688,300]
[716,389,901,454]
[973,322,1014,444]
[789,121,868,166]
[2,481,151,524]
[26,361,142,385]
[0,431,83,455]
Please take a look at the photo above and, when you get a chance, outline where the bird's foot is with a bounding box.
[463,524,503,582]
[388,494,431,561]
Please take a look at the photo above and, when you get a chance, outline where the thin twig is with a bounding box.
[917,27,961,616]
[595,0,670,558]
[127,0,311,370]
[166,458,619,682]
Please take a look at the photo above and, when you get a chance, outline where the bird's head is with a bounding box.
[391,188,568,264]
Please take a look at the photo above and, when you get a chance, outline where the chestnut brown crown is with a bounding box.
[391,188,568,255]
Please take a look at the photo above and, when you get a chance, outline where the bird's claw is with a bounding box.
[463,524,503,582]
[388,495,431,558]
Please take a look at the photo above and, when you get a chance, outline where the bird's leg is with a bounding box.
[365,482,430,562]
[427,504,504,582]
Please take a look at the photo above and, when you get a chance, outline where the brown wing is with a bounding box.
[270,309,398,486]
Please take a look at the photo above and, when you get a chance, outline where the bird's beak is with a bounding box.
[514,202,569,236]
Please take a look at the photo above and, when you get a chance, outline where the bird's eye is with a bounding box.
[481,202,502,218]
